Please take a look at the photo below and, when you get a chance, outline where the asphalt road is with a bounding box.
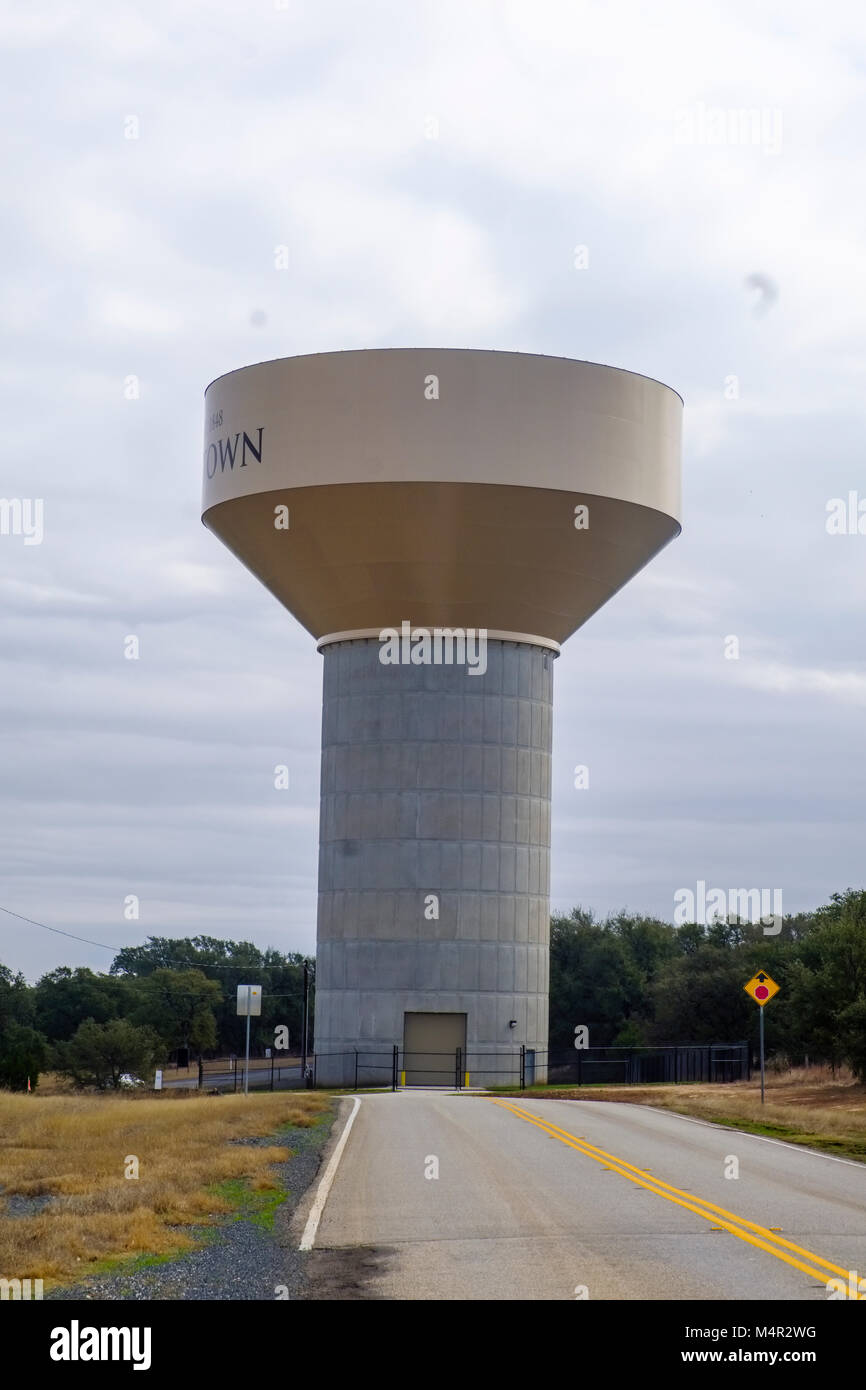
[306,1092,866,1300]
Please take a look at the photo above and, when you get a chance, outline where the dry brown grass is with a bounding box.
[0,1089,330,1286]
[32,1071,80,1096]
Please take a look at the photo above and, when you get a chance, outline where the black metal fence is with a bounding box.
[307,1042,750,1090]
[330,1047,526,1088]
[165,1055,307,1093]
[545,1042,750,1086]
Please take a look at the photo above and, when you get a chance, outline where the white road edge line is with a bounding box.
[532,1097,866,1170]
[299,1095,361,1251]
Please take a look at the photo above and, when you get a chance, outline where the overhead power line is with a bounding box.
[0,905,314,975]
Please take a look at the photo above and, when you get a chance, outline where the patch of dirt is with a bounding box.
[300,1246,394,1300]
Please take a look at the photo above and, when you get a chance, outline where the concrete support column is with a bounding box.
[314,637,553,1086]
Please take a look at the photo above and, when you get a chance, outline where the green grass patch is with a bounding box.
[208,1176,287,1230]
[61,1241,203,1287]
[110,1250,181,1274]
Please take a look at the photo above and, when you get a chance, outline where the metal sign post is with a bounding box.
[236,984,262,1096]
[756,1000,767,1106]
[743,971,780,1105]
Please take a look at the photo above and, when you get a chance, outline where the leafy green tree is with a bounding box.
[33,966,133,1041]
[0,963,36,1030]
[606,913,679,980]
[52,1018,161,1090]
[612,1018,647,1047]
[131,969,221,1055]
[785,890,866,1074]
[648,948,753,1044]
[674,922,706,955]
[839,998,866,1084]
[0,1021,47,1090]
[110,938,187,976]
[111,937,310,1056]
[549,910,643,1049]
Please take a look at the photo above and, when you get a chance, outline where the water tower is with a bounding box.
[201,349,682,1085]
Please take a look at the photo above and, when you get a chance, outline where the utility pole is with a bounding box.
[301,962,309,1076]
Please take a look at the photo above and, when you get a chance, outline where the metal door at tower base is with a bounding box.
[524,1048,536,1086]
[402,1011,468,1086]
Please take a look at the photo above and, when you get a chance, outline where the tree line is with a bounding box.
[549,888,866,1079]
[0,936,312,1091]
[1,888,864,1089]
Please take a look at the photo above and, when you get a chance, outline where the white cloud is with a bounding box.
[735,660,866,704]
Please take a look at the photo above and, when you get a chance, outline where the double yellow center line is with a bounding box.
[492,1098,862,1298]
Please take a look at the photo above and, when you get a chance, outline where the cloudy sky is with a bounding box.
[2,0,865,982]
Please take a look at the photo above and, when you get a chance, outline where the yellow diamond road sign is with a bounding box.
[744,971,780,1006]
